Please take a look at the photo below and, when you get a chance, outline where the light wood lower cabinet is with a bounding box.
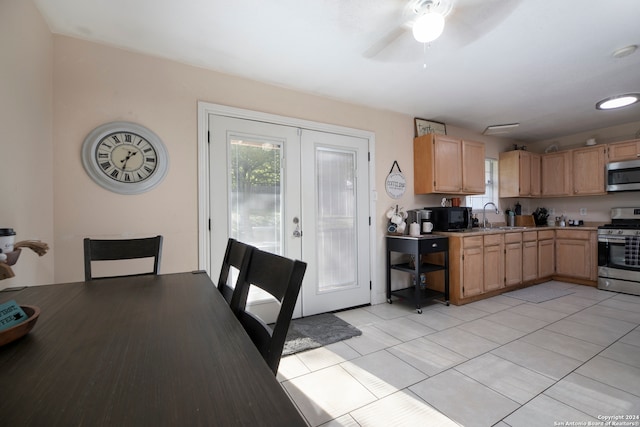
[538,230,555,278]
[484,234,505,291]
[504,232,523,287]
[522,231,538,282]
[461,237,484,298]
[445,228,596,305]
[555,229,597,281]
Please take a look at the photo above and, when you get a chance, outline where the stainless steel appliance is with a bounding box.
[606,159,640,192]
[406,209,433,234]
[598,207,640,295]
[427,206,473,232]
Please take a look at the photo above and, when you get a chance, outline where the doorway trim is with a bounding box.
[197,101,377,303]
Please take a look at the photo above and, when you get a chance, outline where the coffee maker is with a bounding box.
[406,209,433,234]
[419,209,433,234]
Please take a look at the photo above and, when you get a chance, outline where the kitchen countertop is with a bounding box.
[432,224,601,237]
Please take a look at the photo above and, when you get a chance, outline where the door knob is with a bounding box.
[293,217,302,237]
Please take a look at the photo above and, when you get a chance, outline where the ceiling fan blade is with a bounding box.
[363,26,409,58]
[446,0,522,47]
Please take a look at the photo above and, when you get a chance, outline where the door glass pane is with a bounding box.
[229,137,283,255]
[316,147,357,292]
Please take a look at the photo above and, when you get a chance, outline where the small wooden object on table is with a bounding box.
[0,305,40,346]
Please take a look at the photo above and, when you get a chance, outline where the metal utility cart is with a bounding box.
[386,235,449,313]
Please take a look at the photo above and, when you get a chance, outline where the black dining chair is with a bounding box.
[83,236,163,281]
[230,248,307,375]
[217,238,254,304]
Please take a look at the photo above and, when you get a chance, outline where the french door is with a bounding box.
[209,115,370,317]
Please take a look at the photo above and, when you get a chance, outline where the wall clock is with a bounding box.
[81,121,169,195]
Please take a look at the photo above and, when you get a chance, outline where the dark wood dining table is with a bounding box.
[0,271,307,426]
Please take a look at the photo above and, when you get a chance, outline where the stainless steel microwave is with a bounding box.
[607,159,640,192]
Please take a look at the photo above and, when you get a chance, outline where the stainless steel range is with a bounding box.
[598,207,640,296]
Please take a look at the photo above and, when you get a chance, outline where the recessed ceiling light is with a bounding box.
[596,93,640,110]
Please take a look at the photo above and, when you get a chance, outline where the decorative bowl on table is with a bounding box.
[0,305,40,346]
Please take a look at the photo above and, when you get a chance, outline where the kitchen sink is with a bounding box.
[496,226,528,230]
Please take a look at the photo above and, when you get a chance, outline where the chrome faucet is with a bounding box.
[482,202,499,228]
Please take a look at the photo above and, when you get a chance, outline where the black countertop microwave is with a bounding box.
[607,159,640,192]
[426,207,473,232]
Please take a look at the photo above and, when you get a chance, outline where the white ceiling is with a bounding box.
[34,0,640,142]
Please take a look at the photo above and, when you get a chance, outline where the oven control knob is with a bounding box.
[618,230,624,235]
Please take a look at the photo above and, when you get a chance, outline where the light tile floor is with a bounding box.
[277,281,640,427]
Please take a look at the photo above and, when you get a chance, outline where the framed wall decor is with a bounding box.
[414,118,447,137]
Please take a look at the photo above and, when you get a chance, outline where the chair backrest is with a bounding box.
[83,236,163,281]
[217,238,253,304]
[230,248,307,375]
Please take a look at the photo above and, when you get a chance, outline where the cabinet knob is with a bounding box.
[432,243,438,248]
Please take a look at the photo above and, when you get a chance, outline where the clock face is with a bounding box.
[96,131,158,183]
[82,122,168,194]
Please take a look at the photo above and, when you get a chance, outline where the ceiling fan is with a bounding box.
[363,0,521,59]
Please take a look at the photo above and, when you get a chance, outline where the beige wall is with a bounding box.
[0,0,54,288]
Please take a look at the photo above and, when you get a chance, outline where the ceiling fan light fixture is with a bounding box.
[412,11,445,43]
[596,93,640,110]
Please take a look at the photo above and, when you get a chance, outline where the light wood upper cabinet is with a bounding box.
[414,134,485,194]
[462,140,486,193]
[499,150,541,197]
[608,139,640,162]
[572,145,606,195]
[541,151,572,196]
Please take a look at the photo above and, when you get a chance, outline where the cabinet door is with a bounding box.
[541,151,571,196]
[538,238,555,278]
[462,246,483,297]
[483,234,504,291]
[434,136,462,192]
[556,238,591,279]
[530,153,541,196]
[519,151,532,196]
[499,150,522,197]
[522,240,538,282]
[504,241,523,287]
[608,140,640,162]
[573,146,606,195]
[462,140,485,194]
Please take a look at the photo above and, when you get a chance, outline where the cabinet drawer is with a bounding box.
[484,234,504,246]
[504,232,522,243]
[538,230,554,240]
[463,236,483,248]
[523,231,537,242]
[555,229,591,240]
